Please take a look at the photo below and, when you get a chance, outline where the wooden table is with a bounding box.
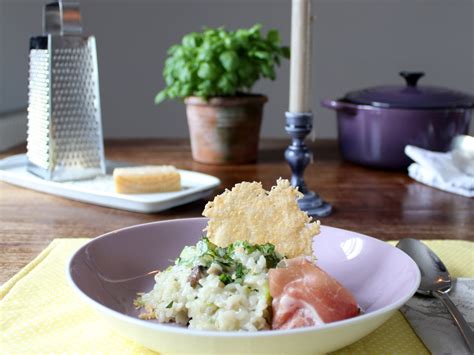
[1,139,473,284]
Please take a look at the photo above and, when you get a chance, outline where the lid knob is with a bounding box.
[400,71,425,87]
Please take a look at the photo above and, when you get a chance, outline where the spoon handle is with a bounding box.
[433,290,474,352]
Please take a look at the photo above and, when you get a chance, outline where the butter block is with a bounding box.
[113,166,181,194]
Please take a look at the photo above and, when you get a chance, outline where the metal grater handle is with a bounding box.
[44,0,82,36]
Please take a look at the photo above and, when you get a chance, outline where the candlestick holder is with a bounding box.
[285,112,332,217]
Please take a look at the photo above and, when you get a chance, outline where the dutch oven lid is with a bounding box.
[345,72,474,109]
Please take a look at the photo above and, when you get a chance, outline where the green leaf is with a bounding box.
[237,61,253,78]
[261,64,275,79]
[154,90,168,105]
[253,51,271,60]
[182,33,197,48]
[178,67,192,82]
[248,24,262,36]
[197,80,214,95]
[267,29,280,45]
[167,45,180,55]
[219,51,239,72]
[164,74,174,86]
[224,37,234,48]
[179,84,192,98]
[217,76,232,93]
[197,63,218,80]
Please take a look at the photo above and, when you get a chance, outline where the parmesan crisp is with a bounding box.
[202,178,320,258]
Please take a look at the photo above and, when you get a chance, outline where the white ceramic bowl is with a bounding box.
[67,218,420,354]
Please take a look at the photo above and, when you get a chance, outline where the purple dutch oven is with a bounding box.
[322,72,473,169]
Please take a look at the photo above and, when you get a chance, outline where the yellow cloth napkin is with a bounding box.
[1,239,473,354]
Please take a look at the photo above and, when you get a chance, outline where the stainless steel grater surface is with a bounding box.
[27,0,105,181]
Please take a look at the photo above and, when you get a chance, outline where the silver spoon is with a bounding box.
[397,238,474,352]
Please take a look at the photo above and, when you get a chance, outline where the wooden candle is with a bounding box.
[289,0,312,113]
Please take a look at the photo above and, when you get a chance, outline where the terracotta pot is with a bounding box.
[185,95,267,164]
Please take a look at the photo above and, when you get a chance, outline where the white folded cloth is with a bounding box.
[405,145,474,198]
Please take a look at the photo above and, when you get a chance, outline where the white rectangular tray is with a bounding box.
[0,154,220,213]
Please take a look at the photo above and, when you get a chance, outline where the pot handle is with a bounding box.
[400,71,425,87]
[321,99,358,114]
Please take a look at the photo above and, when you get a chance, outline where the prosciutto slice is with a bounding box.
[269,257,358,330]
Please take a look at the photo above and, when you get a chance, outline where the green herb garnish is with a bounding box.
[219,273,233,285]
[165,301,174,309]
[176,237,283,287]
[235,262,245,279]
[234,240,283,269]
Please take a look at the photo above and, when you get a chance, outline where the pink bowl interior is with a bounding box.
[69,218,419,321]
[313,226,419,312]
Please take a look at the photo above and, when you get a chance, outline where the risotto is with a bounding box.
[135,238,283,331]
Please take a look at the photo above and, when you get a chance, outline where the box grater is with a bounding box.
[27,0,105,181]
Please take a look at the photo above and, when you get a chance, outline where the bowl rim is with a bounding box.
[66,217,421,338]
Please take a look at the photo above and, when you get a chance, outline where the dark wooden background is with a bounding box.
[1,139,472,284]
